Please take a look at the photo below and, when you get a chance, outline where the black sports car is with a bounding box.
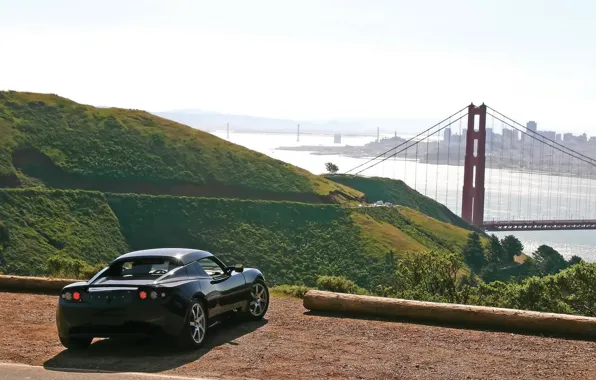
[56,248,269,349]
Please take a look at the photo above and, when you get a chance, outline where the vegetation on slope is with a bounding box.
[0,189,128,275]
[107,193,389,288]
[353,206,475,257]
[0,91,362,203]
[0,188,473,288]
[326,174,480,231]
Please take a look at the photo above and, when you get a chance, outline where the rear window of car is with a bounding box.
[109,257,181,277]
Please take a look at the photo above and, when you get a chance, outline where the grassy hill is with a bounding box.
[0,90,481,289]
[326,174,481,232]
[0,189,128,275]
[0,188,474,288]
[0,91,362,204]
[353,206,473,259]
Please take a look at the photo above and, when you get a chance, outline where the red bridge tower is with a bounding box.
[461,103,487,226]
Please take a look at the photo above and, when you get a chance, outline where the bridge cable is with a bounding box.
[538,139,545,220]
[577,158,582,219]
[343,106,469,175]
[455,117,463,215]
[414,143,418,191]
[435,130,440,200]
[517,132,524,219]
[497,121,505,221]
[351,113,468,177]
[556,148,563,219]
[566,155,573,219]
[528,134,535,219]
[588,166,592,218]
[588,164,593,219]
[425,128,430,196]
[546,145,554,219]
[445,117,451,206]
[393,144,397,181]
[403,138,407,184]
[507,127,514,219]
[486,115,493,219]
[488,112,596,221]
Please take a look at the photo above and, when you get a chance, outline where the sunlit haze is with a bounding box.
[1,0,595,133]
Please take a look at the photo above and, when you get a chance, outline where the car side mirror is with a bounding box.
[234,264,244,273]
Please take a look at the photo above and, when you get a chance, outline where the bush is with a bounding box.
[0,220,8,244]
[47,254,106,280]
[270,284,312,299]
[316,275,367,295]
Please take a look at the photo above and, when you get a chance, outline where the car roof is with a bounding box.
[113,248,213,265]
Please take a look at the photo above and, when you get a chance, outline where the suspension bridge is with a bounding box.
[344,104,596,231]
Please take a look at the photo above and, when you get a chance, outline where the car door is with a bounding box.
[195,257,246,315]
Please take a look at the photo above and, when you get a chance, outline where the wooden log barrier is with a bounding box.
[303,290,596,338]
[0,275,77,294]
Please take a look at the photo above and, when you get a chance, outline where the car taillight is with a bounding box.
[138,289,167,300]
[61,290,83,302]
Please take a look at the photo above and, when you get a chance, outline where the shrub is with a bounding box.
[270,284,312,299]
[0,220,8,244]
[316,275,367,295]
[47,254,106,280]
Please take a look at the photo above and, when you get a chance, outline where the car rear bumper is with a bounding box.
[57,298,187,339]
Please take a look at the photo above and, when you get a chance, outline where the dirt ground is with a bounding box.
[1,291,596,380]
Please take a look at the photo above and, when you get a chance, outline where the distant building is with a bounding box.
[563,133,574,142]
[503,128,518,145]
[589,136,596,145]
[486,128,494,144]
[527,121,537,132]
[556,133,562,142]
[334,134,342,144]
[579,133,588,143]
[443,128,452,142]
[539,131,556,141]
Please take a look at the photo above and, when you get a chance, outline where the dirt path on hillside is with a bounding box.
[1,292,596,380]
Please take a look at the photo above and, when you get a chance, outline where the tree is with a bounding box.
[568,255,583,267]
[486,234,505,264]
[533,245,567,275]
[462,232,486,273]
[325,162,339,174]
[501,235,523,263]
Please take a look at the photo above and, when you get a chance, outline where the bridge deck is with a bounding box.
[483,220,596,231]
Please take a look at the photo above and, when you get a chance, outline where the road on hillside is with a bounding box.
[1,291,596,379]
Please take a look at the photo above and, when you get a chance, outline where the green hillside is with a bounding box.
[0,188,474,288]
[0,90,480,290]
[0,91,362,204]
[326,174,480,231]
[0,189,128,275]
[353,206,473,258]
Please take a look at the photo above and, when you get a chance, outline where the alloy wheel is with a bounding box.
[249,283,268,317]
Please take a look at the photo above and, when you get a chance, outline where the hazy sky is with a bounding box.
[1,0,595,133]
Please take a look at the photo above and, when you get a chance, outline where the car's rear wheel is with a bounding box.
[59,336,92,350]
[179,298,208,349]
[244,280,269,320]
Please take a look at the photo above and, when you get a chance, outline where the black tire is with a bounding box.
[59,336,92,350]
[178,298,208,349]
[242,279,269,321]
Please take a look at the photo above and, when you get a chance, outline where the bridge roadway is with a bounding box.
[483,219,596,231]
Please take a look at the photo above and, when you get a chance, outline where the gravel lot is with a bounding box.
[1,291,596,379]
